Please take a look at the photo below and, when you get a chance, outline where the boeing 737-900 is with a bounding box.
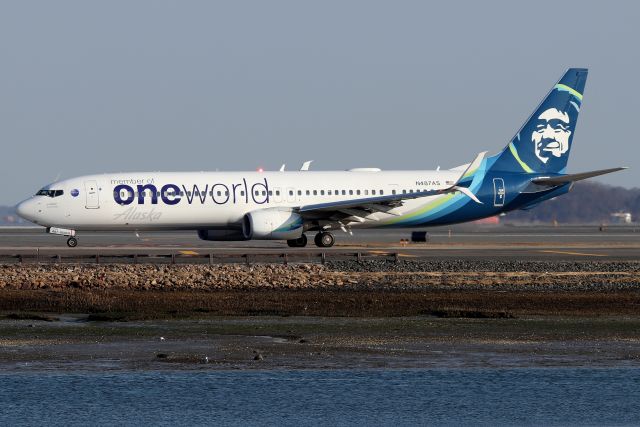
[15,68,626,247]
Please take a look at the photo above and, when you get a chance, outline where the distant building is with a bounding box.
[473,216,500,225]
[610,212,632,224]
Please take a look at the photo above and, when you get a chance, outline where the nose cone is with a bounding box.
[15,199,35,222]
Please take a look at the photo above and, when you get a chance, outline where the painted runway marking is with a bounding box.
[538,250,607,257]
[179,250,200,256]
[368,250,418,258]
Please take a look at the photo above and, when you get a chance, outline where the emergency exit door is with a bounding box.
[84,180,100,209]
[493,178,505,207]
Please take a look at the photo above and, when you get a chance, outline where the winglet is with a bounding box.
[447,152,487,204]
[458,151,487,182]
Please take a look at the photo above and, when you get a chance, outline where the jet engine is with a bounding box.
[242,208,304,240]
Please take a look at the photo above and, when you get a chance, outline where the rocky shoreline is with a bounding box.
[0,260,638,318]
[0,260,638,292]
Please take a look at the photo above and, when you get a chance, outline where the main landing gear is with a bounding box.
[287,234,307,248]
[314,231,335,248]
[66,237,78,248]
[286,232,335,248]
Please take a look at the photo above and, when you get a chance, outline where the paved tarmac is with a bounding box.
[0,224,638,262]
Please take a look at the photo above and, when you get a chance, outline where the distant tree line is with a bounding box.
[505,182,640,224]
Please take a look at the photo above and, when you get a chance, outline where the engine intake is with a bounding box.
[243,208,304,240]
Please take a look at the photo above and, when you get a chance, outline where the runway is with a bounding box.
[0,224,638,262]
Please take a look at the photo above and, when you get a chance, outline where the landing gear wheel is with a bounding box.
[287,234,307,248]
[314,232,335,248]
[66,237,78,248]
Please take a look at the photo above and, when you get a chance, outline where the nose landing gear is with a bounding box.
[46,227,78,247]
[314,231,335,248]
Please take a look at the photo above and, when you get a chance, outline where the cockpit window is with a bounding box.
[35,189,64,198]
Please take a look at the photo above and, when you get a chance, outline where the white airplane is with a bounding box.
[15,69,625,248]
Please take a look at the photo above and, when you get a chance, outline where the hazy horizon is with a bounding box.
[2,1,638,205]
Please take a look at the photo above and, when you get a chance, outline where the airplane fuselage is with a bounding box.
[19,169,492,231]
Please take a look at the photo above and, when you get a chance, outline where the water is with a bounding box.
[1,368,639,426]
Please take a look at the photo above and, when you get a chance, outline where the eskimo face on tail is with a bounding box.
[490,68,588,175]
[532,107,572,163]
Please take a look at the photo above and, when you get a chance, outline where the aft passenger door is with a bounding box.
[493,178,505,207]
[84,180,100,209]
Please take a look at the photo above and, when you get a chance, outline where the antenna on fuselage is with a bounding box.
[279,164,286,172]
[300,160,313,171]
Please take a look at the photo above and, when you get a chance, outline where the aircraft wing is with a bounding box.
[531,167,627,186]
[297,152,486,220]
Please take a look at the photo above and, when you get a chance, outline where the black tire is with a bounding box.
[315,232,334,248]
[287,234,307,248]
[67,237,78,248]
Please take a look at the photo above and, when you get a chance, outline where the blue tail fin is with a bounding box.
[491,68,588,174]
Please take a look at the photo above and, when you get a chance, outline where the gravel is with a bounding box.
[0,261,638,292]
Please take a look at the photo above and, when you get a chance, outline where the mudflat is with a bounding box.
[0,259,638,371]
[1,316,640,371]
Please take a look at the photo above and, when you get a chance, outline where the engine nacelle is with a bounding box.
[197,228,248,241]
[243,208,304,240]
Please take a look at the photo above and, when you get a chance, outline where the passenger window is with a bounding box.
[254,191,259,196]
[306,190,310,195]
[217,191,222,196]
[356,190,361,195]
[380,190,384,195]
[349,190,353,195]
[320,190,325,195]
[402,190,406,194]
[263,191,267,196]
[225,191,229,196]
[328,190,332,195]
[269,191,273,196]
[298,190,302,196]
[372,190,376,195]
[313,190,317,195]
[275,190,280,196]
[364,190,369,195]
[342,190,346,195]
[289,190,293,196]
[240,191,245,196]
[392,190,396,195]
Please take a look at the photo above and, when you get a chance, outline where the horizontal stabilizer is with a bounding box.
[531,167,627,186]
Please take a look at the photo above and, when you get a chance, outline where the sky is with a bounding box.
[1,1,638,205]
